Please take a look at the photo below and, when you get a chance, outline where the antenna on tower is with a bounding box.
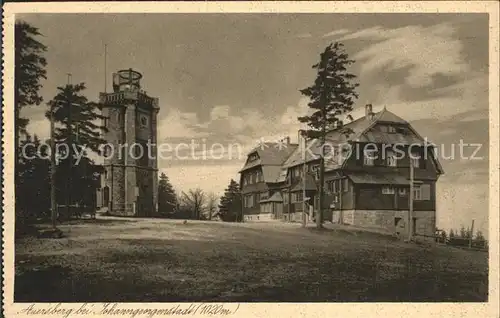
[104,43,108,93]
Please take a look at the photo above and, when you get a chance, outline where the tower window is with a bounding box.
[140,115,148,127]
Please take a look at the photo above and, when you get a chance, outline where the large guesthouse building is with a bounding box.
[240,104,444,239]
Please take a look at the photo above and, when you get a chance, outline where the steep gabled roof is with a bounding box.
[260,191,284,203]
[290,174,318,192]
[239,142,298,172]
[282,108,443,172]
[262,166,283,183]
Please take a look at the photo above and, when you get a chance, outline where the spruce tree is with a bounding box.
[15,21,47,137]
[158,172,178,216]
[298,42,359,228]
[218,179,242,222]
[17,134,51,223]
[15,21,47,228]
[46,83,107,218]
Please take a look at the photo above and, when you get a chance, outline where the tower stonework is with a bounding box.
[99,69,159,217]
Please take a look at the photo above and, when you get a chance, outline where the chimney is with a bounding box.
[284,136,290,145]
[365,104,374,121]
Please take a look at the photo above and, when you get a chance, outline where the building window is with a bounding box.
[396,126,407,134]
[394,217,402,227]
[398,188,407,196]
[245,194,255,208]
[364,149,377,166]
[410,149,421,168]
[388,126,397,133]
[102,144,113,157]
[255,170,263,183]
[248,153,259,162]
[386,150,397,167]
[103,117,109,128]
[283,192,288,204]
[342,179,348,192]
[292,192,303,203]
[103,186,110,207]
[311,165,320,180]
[382,186,395,194]
[140,115,149,127]
[413,186,421,200]
[413,184,431,201]
[326,180,335,193]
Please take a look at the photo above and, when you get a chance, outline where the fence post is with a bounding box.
[469,219,475,249]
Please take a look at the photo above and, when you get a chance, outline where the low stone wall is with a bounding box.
[338,209,436,241]
[283,212,305,222]
[244,213,274,222]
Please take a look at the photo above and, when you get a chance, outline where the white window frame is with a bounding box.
[382,186,395,195]
[413,186,422,200]
[410,150,421,168]
[342,178,348,192]
[326,180,335,193]
[398,188,407,196]
[364,149,377,166]
[413,184,431,201]
[386,150,397,167]
[245,194,255,208]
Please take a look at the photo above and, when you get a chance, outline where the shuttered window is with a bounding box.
[421,184,431,200]
[414,184,431,201]
[342,178,349,192]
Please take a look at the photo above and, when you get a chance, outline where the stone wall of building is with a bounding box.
[110,165,128,215]
[340,209,436,241]
[244,213,273,222]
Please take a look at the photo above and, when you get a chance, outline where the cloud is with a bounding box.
[342,24,470,88]
[295,33,313,39]
[339,26,385,41]
[157,108,210,141]
[322,29,350,38]
[437,181,488,238]
[162,163,242,197]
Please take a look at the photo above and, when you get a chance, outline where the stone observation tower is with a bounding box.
[99,69,160,217]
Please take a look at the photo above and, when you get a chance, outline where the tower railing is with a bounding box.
[100,91,157,108]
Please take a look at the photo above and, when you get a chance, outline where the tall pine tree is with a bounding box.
[298,42,359,228]
[16,134,51,224]
[218,179,242,222]
[15,21,47,137]
[47,83,107,218]
[158,172,178,216]
[15,21,47,228]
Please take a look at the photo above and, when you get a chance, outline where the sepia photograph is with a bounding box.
[2,2,499,316]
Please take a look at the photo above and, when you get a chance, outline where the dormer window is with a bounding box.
[248,153,259,162]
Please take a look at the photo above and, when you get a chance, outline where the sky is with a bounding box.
[18,13,490,236]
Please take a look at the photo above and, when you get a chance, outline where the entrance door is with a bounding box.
[394,217,406,238]
[103,186,110,207]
